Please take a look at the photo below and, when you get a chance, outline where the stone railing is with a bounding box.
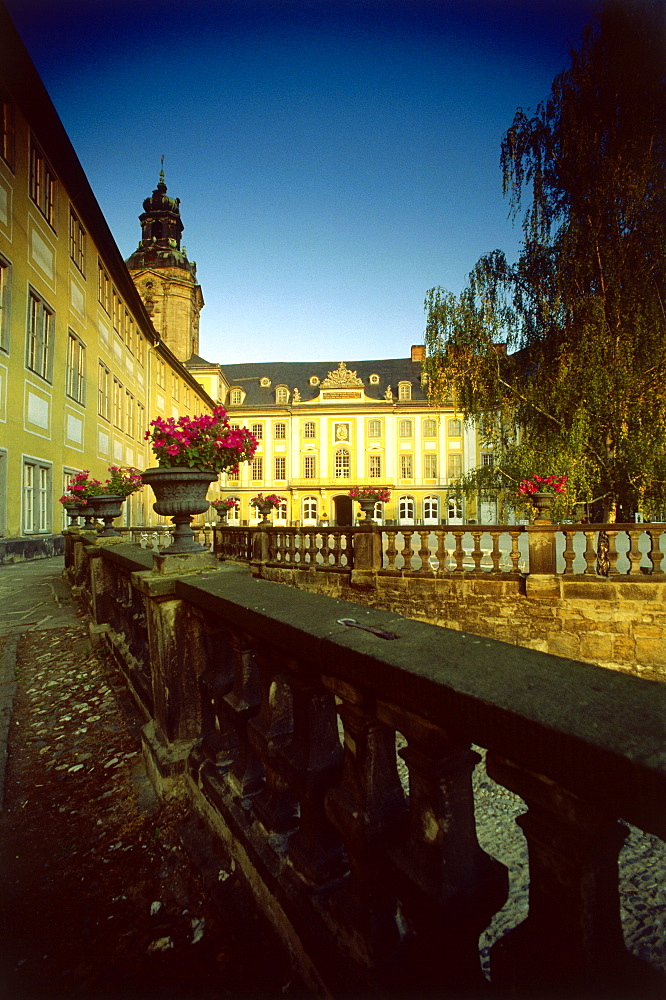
[65,532,665,999]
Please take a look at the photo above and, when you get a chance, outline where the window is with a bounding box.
[369,374,380,385]
[424,495,439,521]
[399,496,415,522]
[274,422,286,439]
[113,377,123,430]
[1,90,15,169]
[400,454,413,478]
[274,457,286,480]
[137,401,146,441]
[369,455,382,478]
[69,209,86,273]
[66,331,85,404]
[334,448,350,479]
[303,421,316,439]
[448,454,462,479]
[398,382,412,401]
[303,455,316,479]
[0,254,10,353]
[482,452,494,468]
[155,358,166,389]
[309,376,319,386]
[229,388,242,405]
[251,423,263,440]
[303,496,317,522]
[98,362,110,419]
[368,420,381,438]
[23,459,51,533]
[276,500,288,521]
[276,386,289,404]
[260,377,271,387]
[112,289,122,334]
[193,396,200,416]
[423,418,437,437]
[448,418,462,437]
[27,290,53,381]
[126,391,135,438]
[185,386,191,410]
[30,138,56,227]
[97,261,110,313]
[399,419,412,438]
[227,466,239,483]
[251,457,263,481]
[448,496,463,520]
[423,454,437,479]
[227,497,241,521]
[171,374,180,401]
[136,331,145,367]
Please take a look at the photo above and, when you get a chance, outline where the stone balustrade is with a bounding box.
[65,531,665,998]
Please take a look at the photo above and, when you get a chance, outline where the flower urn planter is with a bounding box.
[78,503,99,530]
[531,491,555,524]
[62,502,81,528]
[357,499,377,525]
[142,466,217,554]
[256,504,274,526]
[86,495,125,537]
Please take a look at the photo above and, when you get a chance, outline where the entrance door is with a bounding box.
[334,495,353,526]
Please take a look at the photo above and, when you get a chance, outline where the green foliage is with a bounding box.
[424,2,666,521]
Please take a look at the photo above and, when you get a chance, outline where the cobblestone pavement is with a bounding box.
[0,557,304,1000]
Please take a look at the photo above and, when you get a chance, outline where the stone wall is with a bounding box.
[0,533,65,565]
[259,566,666,681]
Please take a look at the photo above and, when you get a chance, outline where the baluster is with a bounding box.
[487,753,638,995]
[415,529,432,575]
[583,530,597,575]
[319,531,331,567]
[452,530,465,572]
[384,529,399,572]
[605,529,620,575]
[508,529,523,572]
[221,638,263,796]
[325,695,406,968]
[343,530,354,568]
[626,528,643,575]
[193,616,237,775]
[648,527,664,574]
[490,531,502,572]
[386,716,508,994]
[562,529,576,574]
[277,674,344,883]
[433,529,448,575]
[470,531,483,573]
[248,659,299,835]
[400,530,415,573]
[285,529,295,565]
[330,531,343,568]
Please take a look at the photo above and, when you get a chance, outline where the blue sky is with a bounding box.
[7,0,596,364]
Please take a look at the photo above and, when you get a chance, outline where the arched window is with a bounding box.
[275,500,288,522]
[334,448,351,478]
[423,495,439,523]
[398,382,412,401]
[229,388,242,405]
[302,496,318,523]
[227,497,241,521]
[399,495,415,523]
[448,496,463,522]
[423,418,437,437]
[399,419,412,438]
[276,386,289,404]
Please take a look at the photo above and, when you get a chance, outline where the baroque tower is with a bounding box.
[126,170,203,362]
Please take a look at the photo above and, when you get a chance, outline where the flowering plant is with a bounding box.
[66,467,143,499]
[210,497,238,512]
[518,474,567,496]
[349,486,391,503]
[144,405,257,474]
[250,493,284,509]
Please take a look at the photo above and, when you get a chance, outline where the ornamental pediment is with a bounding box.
[319,362,364,390]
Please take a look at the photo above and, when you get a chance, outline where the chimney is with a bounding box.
[411,344,425,362]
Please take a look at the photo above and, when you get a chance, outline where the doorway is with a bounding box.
[334,495,353,526]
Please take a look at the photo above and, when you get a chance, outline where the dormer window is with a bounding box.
[309,376,320,386]
[369,374,380,385]
[229,387,243,405]
[276,386,289,404]
[260,377,271,387]
[398,381,412,401]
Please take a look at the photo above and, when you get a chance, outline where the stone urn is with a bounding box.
[86,494,125,537]
[142,466,217,554]
[78,502,99,530]
[255,503,275,526]
[210,504,228,525]
[62,502,81,529]
[357,499,377,525]
[531,492,555,524]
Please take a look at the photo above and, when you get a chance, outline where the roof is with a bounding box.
[187,357,427,406]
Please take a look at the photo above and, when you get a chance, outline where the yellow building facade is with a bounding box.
[0,6,215,559]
